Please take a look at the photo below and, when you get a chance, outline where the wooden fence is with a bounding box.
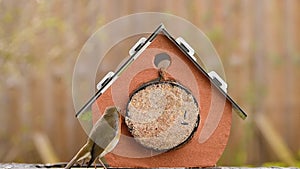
[0,0,299,166]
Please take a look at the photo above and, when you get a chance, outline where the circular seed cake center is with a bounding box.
[125,81,200,151]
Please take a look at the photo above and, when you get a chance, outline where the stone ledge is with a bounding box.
[0,163,299,169]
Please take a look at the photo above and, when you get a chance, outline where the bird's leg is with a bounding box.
[98,157,107,169]
[81,158,85,166]
[94,161,96,169]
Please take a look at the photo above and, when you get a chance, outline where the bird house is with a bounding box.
[81,24,247,168]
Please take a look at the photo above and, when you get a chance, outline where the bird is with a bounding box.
[65,106,121,169]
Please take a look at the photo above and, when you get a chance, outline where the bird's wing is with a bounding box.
[89,116,117,150]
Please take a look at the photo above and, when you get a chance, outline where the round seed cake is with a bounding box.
[125,81,200,151]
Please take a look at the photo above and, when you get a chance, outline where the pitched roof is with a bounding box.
[76,24,247,120]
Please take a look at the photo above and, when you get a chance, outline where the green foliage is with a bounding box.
[234,146,247,165]
[297,161,300,168]
[263,161,300,167]
[96,16,105,28]
[207,27,223,42]
[79,110,92,121]
[262,161,289,167]
[201,12,212,24]
[293,52,300,66]
[267,52,283,67]
[2,11,13,23]
[219,144,247,166]
[243,84,256,106]
[43,17,66,32]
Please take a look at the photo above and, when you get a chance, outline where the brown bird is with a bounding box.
[65,106,121,169]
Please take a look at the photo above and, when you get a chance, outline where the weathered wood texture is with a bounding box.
[0,0,299,166]
[0,163,299,169]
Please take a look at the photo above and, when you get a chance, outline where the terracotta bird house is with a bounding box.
[78,24,247,168]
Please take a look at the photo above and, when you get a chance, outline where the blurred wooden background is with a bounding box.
[0,0,299,166]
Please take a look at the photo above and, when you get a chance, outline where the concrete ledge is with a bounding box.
[0,163,299,169]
